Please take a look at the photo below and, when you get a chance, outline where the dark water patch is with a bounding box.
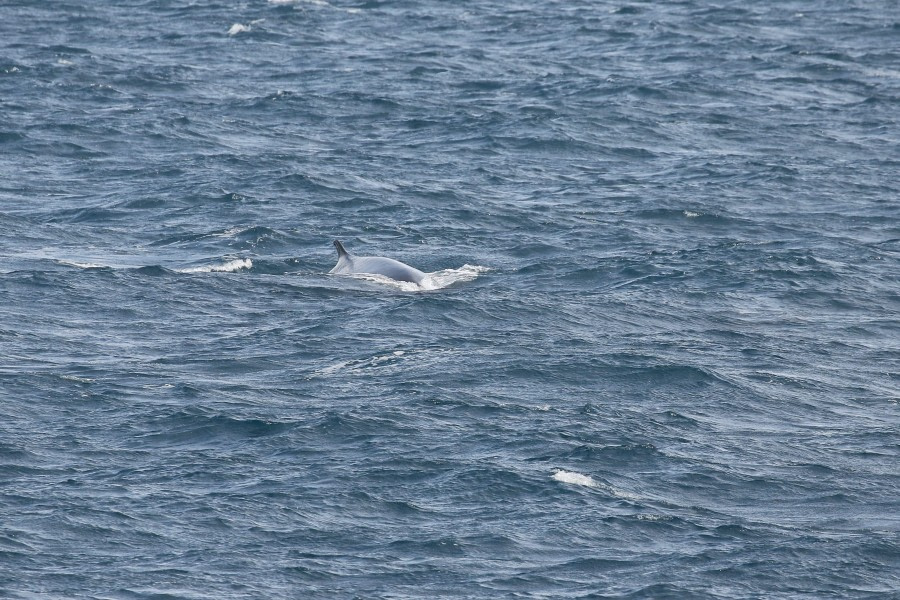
[23,140,107,160]
[137,409,294,449]
[246,258,302,276]
[557,442,663,465]
[653,410,702,428]
[871,238,900,254]
[44,206,128,223]
[387,536,467,557]
[444,467,534,501]
[603,361,736,390]
[132,265,174,276]
[0,131,25,143]
[44,44,92,56]
[116,197,170,210]
[213,192,255,204]
[707,523,765,541]
[632,207,753,229]
[149,230,219,248]
[311,411,413,441]
[272,173,349,195]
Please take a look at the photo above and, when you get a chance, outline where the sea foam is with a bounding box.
[178,258,252,273]
[57,260,109,269]
[552,470,642,501]
[552,470,599,488]
[268,0,360,12]
[428,264,491,289]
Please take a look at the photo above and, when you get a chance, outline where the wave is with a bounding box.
[552,469,599,488]
[552,470,641,501]
[139,410,293,448]
[177,258,252,274]
[53,257,252,274]
[311,349,413,378]
[133,265,173,276]
[56,259,110,270]
[428,264,491,289]
[149,225,286,249]
[269,0,329,5]
[227,23,251,36]
[268,0,361,11]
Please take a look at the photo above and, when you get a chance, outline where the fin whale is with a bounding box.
[329,240,428,285]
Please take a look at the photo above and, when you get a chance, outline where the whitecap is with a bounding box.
[426,264,491,289]
[178,258,252,273]
[312,359,351,377]
[269,0,360,12]
[552,469,599,488]
[227,23,251,36]
[551,470,641,501]
[269,0,328,5]
[635,513,671,522]
[216,226,246,238]
[311,350,406,378]
[57,259,109,269]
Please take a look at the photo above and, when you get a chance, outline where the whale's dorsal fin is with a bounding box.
[333,239,350,259]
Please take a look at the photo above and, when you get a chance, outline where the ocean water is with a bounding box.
[1,0,899,598]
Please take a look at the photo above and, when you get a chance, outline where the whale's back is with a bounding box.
[351,256,426,284]
[329,240,427,285]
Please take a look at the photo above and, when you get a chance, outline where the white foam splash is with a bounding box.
[552,470,642,501]
[343,272,427,292]
[57,260,108,269]
[269,0,328,5]
[312,350,407,378]
[268,0,360,12]
[552,470,599,488]
[227,23,251,35]
[178,258,252,274]
[684,210,701,218]
[635,514,670,522]
[427,264,491,289]
[216,226,246,238]
[313,359,351,377]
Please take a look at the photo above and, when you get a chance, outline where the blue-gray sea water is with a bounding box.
[1,1,899,598]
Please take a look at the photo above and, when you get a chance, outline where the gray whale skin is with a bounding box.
[329,240,428,285]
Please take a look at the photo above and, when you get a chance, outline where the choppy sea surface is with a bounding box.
[2,1,899,598]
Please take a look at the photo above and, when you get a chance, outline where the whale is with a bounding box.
[329,240,429,285]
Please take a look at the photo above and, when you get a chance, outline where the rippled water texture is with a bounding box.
[1,1,899,598]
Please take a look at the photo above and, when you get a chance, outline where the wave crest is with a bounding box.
[552,469,599,488]
[178,258,252,273]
